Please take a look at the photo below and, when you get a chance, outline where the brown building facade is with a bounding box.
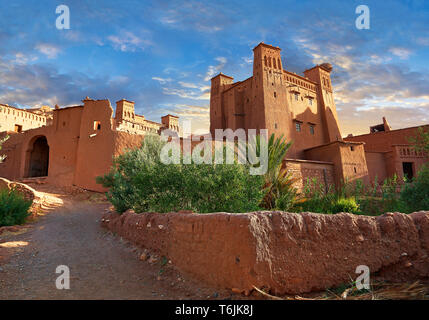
[210,42,428,188]
[345,119,429,183]
[210,42,371,187]
[0,98,179,192]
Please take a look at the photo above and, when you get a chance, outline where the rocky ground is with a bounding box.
[0,184,245,300]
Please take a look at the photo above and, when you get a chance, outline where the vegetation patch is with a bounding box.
[0,188,32,227]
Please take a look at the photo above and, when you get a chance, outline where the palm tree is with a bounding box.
[249,133,297,210]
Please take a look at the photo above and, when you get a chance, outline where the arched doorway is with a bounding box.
[27,136,49,177]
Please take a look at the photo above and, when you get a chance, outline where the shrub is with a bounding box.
[97,135,265,214]
[0,188,32,226]
[330,197,360,214]
[400,165,429,213]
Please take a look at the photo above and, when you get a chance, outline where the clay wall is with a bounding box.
[0,104,48,132]
[102,209,429,295]
[304,141,369,186]
[283,159,335,191]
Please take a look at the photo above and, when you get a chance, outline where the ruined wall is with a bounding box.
[102,210,429,295]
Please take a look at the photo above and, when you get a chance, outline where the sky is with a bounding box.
[0,0,428,136]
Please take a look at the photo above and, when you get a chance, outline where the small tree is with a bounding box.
[409,127,429,155]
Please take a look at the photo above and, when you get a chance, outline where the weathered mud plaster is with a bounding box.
[101,210,429,294]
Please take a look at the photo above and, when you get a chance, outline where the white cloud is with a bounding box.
[107,31,152,52]
[204,57,227,81]
[35,43,61,59]
[152,77,172,84]
[389,47,412,60]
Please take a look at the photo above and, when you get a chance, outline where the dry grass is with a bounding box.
[253,281,429,300]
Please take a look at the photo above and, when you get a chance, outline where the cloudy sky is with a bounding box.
[0,0,428,135]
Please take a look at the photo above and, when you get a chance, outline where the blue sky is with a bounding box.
[0,0,428,135]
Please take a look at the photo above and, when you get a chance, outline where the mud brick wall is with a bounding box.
[284,159,335,191]
[101,210,429,295]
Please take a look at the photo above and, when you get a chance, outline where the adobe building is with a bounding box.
[210,42,428,188]
[0,98,179,192]
[0,104,53,133]
[345,118,429,183]
[210,42,370,188]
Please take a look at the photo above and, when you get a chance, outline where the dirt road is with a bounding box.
[0,187,237,300]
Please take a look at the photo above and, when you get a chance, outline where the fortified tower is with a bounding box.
[252,42,293,140]
[304,64,342,142]
[115,99,136,124]
[209,73,234,136]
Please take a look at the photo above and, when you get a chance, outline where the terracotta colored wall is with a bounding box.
[102,210,429,295]
[0,107,83,186]
[284,159,335,191]
[365,152,388,183]
[304,141,369,186]
[345,126,429,152]
[345,126,429,181]
[209,43,344,160]
[0,104,48,132]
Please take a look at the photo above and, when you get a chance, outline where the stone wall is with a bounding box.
[101,209,429,295]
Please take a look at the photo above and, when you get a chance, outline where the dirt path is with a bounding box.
[0,187,239,300]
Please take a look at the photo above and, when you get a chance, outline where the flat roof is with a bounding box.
[211,73,234,80]
[116,99,135,104]
[161,114,179,118]
[345,124,429,139]
[253,42,281,51]
[304,140,365,151]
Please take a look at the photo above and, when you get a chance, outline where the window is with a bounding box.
[14,124,22,133]
[93,121,101,130]
[309,125,314,135]
[274,92,277,98]
[275,123,278,129]
[295,122,301,132]
[264,56,267,67]
[294,93,299,101]
[402,162,413,181]
[309,98,313,106]
[350,146,354,151]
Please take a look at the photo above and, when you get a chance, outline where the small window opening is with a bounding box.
[94,121,101,130]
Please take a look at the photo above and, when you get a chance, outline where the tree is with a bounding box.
[250,133,298,210]
[409,127,429,155]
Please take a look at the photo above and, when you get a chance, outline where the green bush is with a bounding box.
[0,188,32,227]
[400,165,429,213]
[330,197,360,214]
[97,135,264,214]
